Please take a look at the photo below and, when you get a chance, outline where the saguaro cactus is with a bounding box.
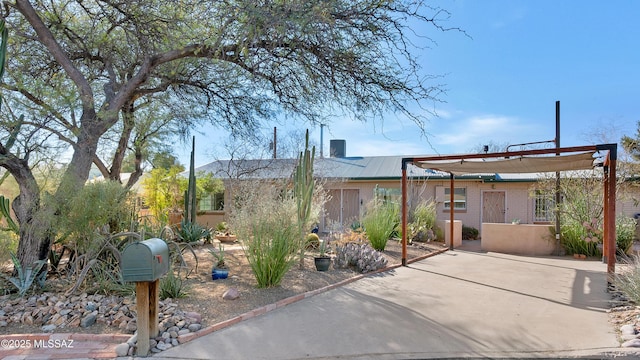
[295,130,315,268]
[184,136,197,224]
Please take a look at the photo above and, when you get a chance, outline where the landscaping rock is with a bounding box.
[621,324,636,336]
[0,290,203,355]
[222,287,240,300]
[114,343,130,357]
[622,338,640,348]
[80,313,97,328]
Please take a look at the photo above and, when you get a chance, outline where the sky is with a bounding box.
[177,0,640,167]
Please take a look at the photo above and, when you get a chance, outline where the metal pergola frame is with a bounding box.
[400,143,618,282]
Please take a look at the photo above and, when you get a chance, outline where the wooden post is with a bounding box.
[449,173,455,251]
[135,282,150,355]
[135,279,160,356]
[401,165,408,266]
[149,279,160,338]
[607,156,617,284]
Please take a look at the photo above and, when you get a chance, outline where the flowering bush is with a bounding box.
[333,243,388,273]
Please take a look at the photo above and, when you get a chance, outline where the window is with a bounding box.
[199,191,225,211]
[444,188,467,210]
[374,187,401,205]
[534,191,555,222]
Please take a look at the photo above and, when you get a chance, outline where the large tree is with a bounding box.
[0,0,456,268]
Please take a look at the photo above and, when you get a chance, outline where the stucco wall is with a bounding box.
[436,220,462,248]
[481,223,556,255]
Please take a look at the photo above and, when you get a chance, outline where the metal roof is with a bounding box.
[194,155,563,182]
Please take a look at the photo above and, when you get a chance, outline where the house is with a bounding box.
[194,143,640,241]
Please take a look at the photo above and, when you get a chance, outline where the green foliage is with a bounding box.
[615,256,640,304]
[160,268,188,300]
[216,221,228,232]
[362,200,399,251]
[177,220,211,243]
[617,216,637,256]
[0,231,18,265]
[87,261,134,297]
[231,181,300,288]
[408,201,437,243]
[536,173,606,256]
[52,181,135,254]
[208,243,227,269]
[243,220,298,288]
[462,225,479,240]
[622,120,640,162]
[0,252,46,297]
[0,195,18,233]
[142,166,187,222]
[560,218,600,256]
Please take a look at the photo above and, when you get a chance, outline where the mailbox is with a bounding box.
[121,238,169,282]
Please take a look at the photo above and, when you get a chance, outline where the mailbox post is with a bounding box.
[121,238,169,356]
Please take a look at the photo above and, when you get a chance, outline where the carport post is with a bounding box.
[603,164,609,265]
[401,160,409,266]
[606,152,617,284]
[449,173,455,251]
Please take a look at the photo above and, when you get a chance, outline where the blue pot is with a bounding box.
[212,268,229,280]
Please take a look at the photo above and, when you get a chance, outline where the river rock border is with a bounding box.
[0,292,202,355]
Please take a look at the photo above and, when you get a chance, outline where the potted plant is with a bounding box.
[214,221,237,243]
[314,239,331,271]
[209,244,229,280]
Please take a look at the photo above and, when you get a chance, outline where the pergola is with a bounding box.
[400,143,618,282]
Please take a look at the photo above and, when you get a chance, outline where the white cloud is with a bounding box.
[430,114,546,153]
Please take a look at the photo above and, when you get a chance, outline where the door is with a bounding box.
[482,191,506,224]
[323,189,360,232]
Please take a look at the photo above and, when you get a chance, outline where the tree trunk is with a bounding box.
[0,147,44,268]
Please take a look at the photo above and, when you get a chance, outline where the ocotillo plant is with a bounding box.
[295,130,315,269]
[183,136,197,224]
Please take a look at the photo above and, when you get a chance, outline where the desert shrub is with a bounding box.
[361,200,398,251]
[0,231,18,266]
[407,201,437,243]
[617,216,637,255]
[231,180,301,288]
[52,180,135,254]
[615,256,640,304]
[160,268,188,299]
[560,218,600,256]
[333,243,388,273]
[87,260,134,297]
[462,225,479,240]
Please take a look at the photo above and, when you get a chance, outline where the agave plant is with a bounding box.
[0,252,47,297]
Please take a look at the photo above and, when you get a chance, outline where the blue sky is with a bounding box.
[179,0,639,166]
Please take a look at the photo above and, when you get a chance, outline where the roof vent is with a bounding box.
[330,139,346,158]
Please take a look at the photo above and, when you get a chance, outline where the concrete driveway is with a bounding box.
[155,247,638,359]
